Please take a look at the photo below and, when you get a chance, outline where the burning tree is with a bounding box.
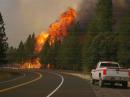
[49,8,77,45]
[35,32,49,53]
[35,8,77,52]
[17,8,77,69]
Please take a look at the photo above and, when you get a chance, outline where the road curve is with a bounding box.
[0,70,97,97]
[52,71,96,97]
[1,70,130,97]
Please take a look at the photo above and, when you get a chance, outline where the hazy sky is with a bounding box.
[0,0,82,47]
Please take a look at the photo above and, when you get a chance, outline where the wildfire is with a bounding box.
[21,57,41,69]
[35,8,77,51]
[21,32,49,69]
[49,8,77,45]
[35,32,49,53]
[21,8,77,69]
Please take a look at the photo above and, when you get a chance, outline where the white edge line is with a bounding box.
[0,73,26,84]
[46,72,64,97]
[0,72,42,93]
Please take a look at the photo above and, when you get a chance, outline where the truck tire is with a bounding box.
[90,78,95,85]
[90,74,95,85]
[99,78,104,87]
[122,81,128,88]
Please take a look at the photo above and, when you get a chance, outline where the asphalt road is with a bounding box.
[0,70,130,97]
[0,70,96,97]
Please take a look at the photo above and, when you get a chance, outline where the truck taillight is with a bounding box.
[128,71,130,76]
[103,69,107,75]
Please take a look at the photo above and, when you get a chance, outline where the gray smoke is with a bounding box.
[77,0,130,31]
[113,0,129,30]
[77,0,97,31]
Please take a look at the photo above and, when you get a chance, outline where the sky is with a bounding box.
[0,0,82,47]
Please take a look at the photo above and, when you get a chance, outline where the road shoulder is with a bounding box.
[0,71,22,82]
[61,71,130,97]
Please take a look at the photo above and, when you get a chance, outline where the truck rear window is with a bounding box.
[100,63,119,68]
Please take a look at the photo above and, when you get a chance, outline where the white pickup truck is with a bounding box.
[91,61,130,88]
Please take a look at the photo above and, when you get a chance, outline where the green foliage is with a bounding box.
[6,0,130,71]
[24,33,35,59]
[82,32,117,71]
[49,40,60,67]
[116,33,130,68]
[115,5,130,67]
[40,39,60,68]
[88,0,113,32]
[56,34,81,70]
[7,33,35,64]
[40,39,50,65]
[16,41,25,63]
[0,12,8,65]
[7,47,17,63]
[81,33,97,71]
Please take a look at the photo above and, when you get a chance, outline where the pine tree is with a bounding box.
[116,33,130,68]
[57,34,81,70]
[116,5,130,68]
[7,46,17,64]
[88,0,113,33]
[16,41,25,63]
[0,12,8,65]
[40,39,60,69]
[24,33,35,59]
[49,40,60,68]
[40,39,51,66]
[82,33,117,71]
[81,33,97,71]
[98,33,117,61]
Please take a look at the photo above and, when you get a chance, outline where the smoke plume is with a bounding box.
[77,0,130,31]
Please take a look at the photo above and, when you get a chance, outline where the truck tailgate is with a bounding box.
[106,68,128,77]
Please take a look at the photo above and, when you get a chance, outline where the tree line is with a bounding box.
[0,12,8,66]
[7,33,35,64]
[40,0,130,71]
[1,0,130,71]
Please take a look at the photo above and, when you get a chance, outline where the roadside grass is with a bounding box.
[0,71,21,81]
[0,71,11,80]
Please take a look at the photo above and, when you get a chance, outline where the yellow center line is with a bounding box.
[0,72,42,93]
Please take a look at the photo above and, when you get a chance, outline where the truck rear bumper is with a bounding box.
[103,76,130,82]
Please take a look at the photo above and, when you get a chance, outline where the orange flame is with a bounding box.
[35,32,49,53]
[21,8,77,69]
[21,57,41,69]
[35,8,76,52]
[49,8,77,45]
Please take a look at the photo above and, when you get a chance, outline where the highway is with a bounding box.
[0,70,130,97]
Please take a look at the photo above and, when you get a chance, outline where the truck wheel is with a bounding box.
[122,81,128,88]
[90,78,95,85]
[90,75,95,85]
[99,78,104,87]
